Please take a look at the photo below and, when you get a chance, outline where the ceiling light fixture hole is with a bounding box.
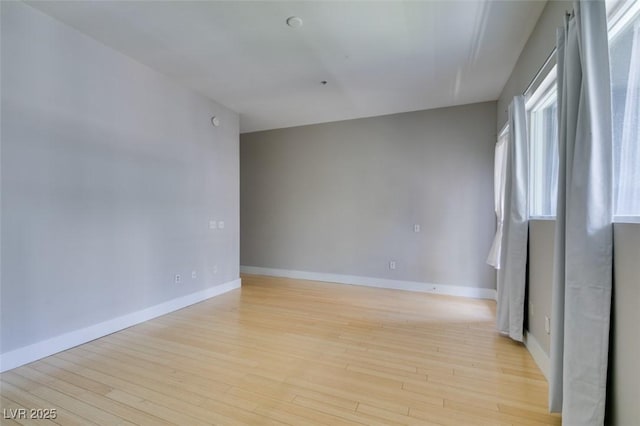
[286,16,303,28]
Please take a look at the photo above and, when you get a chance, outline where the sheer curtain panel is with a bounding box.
[496,97,528,342]
[486,130,508,269]
[614,20,640,216]
[549,1,613,424]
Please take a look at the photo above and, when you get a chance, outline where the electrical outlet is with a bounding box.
[218,221,225,229]
[414,224,421,233]
[389,260,396,270]
[545,316,551,334]
[191,270,197,279]
[174,274,182,284]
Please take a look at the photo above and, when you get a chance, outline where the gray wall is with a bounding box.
[1,2,239,354]
[527,220,555,353]
[241,102,497,290]
[608,224,640,425]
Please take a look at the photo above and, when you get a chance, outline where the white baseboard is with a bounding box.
[523,330,550,381]
[240,266,496,300]
[0,278,241,373]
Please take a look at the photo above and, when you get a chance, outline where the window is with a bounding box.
[608,0,640,219]
[526,67,558,218]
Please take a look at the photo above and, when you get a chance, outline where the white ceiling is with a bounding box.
[26,1,546,133]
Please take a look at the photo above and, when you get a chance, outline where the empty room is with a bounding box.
[1,0,638,425]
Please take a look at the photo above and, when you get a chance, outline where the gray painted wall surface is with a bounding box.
[241,102,497,290]
[608,224,640,425]
[527,220,555,353]
[1,2,239,354]
[497,0,572,128]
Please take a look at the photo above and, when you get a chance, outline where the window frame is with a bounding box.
[525,65,558,220]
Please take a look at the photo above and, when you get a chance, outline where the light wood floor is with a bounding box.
[0,275,561,425]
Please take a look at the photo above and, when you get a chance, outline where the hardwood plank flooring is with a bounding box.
[0,275,561,425]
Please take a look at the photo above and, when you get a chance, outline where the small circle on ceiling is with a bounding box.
[211,116,220,127]
[286,16,303,28]
[320,81,328,85]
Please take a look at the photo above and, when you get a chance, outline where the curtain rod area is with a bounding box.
[522,47,557,98]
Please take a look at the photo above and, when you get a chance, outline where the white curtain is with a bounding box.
[549,2,613,424]
[486,130,509,269]
[496,96,528,342]
[615,21,640,215]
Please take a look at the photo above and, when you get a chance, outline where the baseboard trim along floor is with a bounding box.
[0,278,241,372]
[523,330,551,381]
[240,266,497,300]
